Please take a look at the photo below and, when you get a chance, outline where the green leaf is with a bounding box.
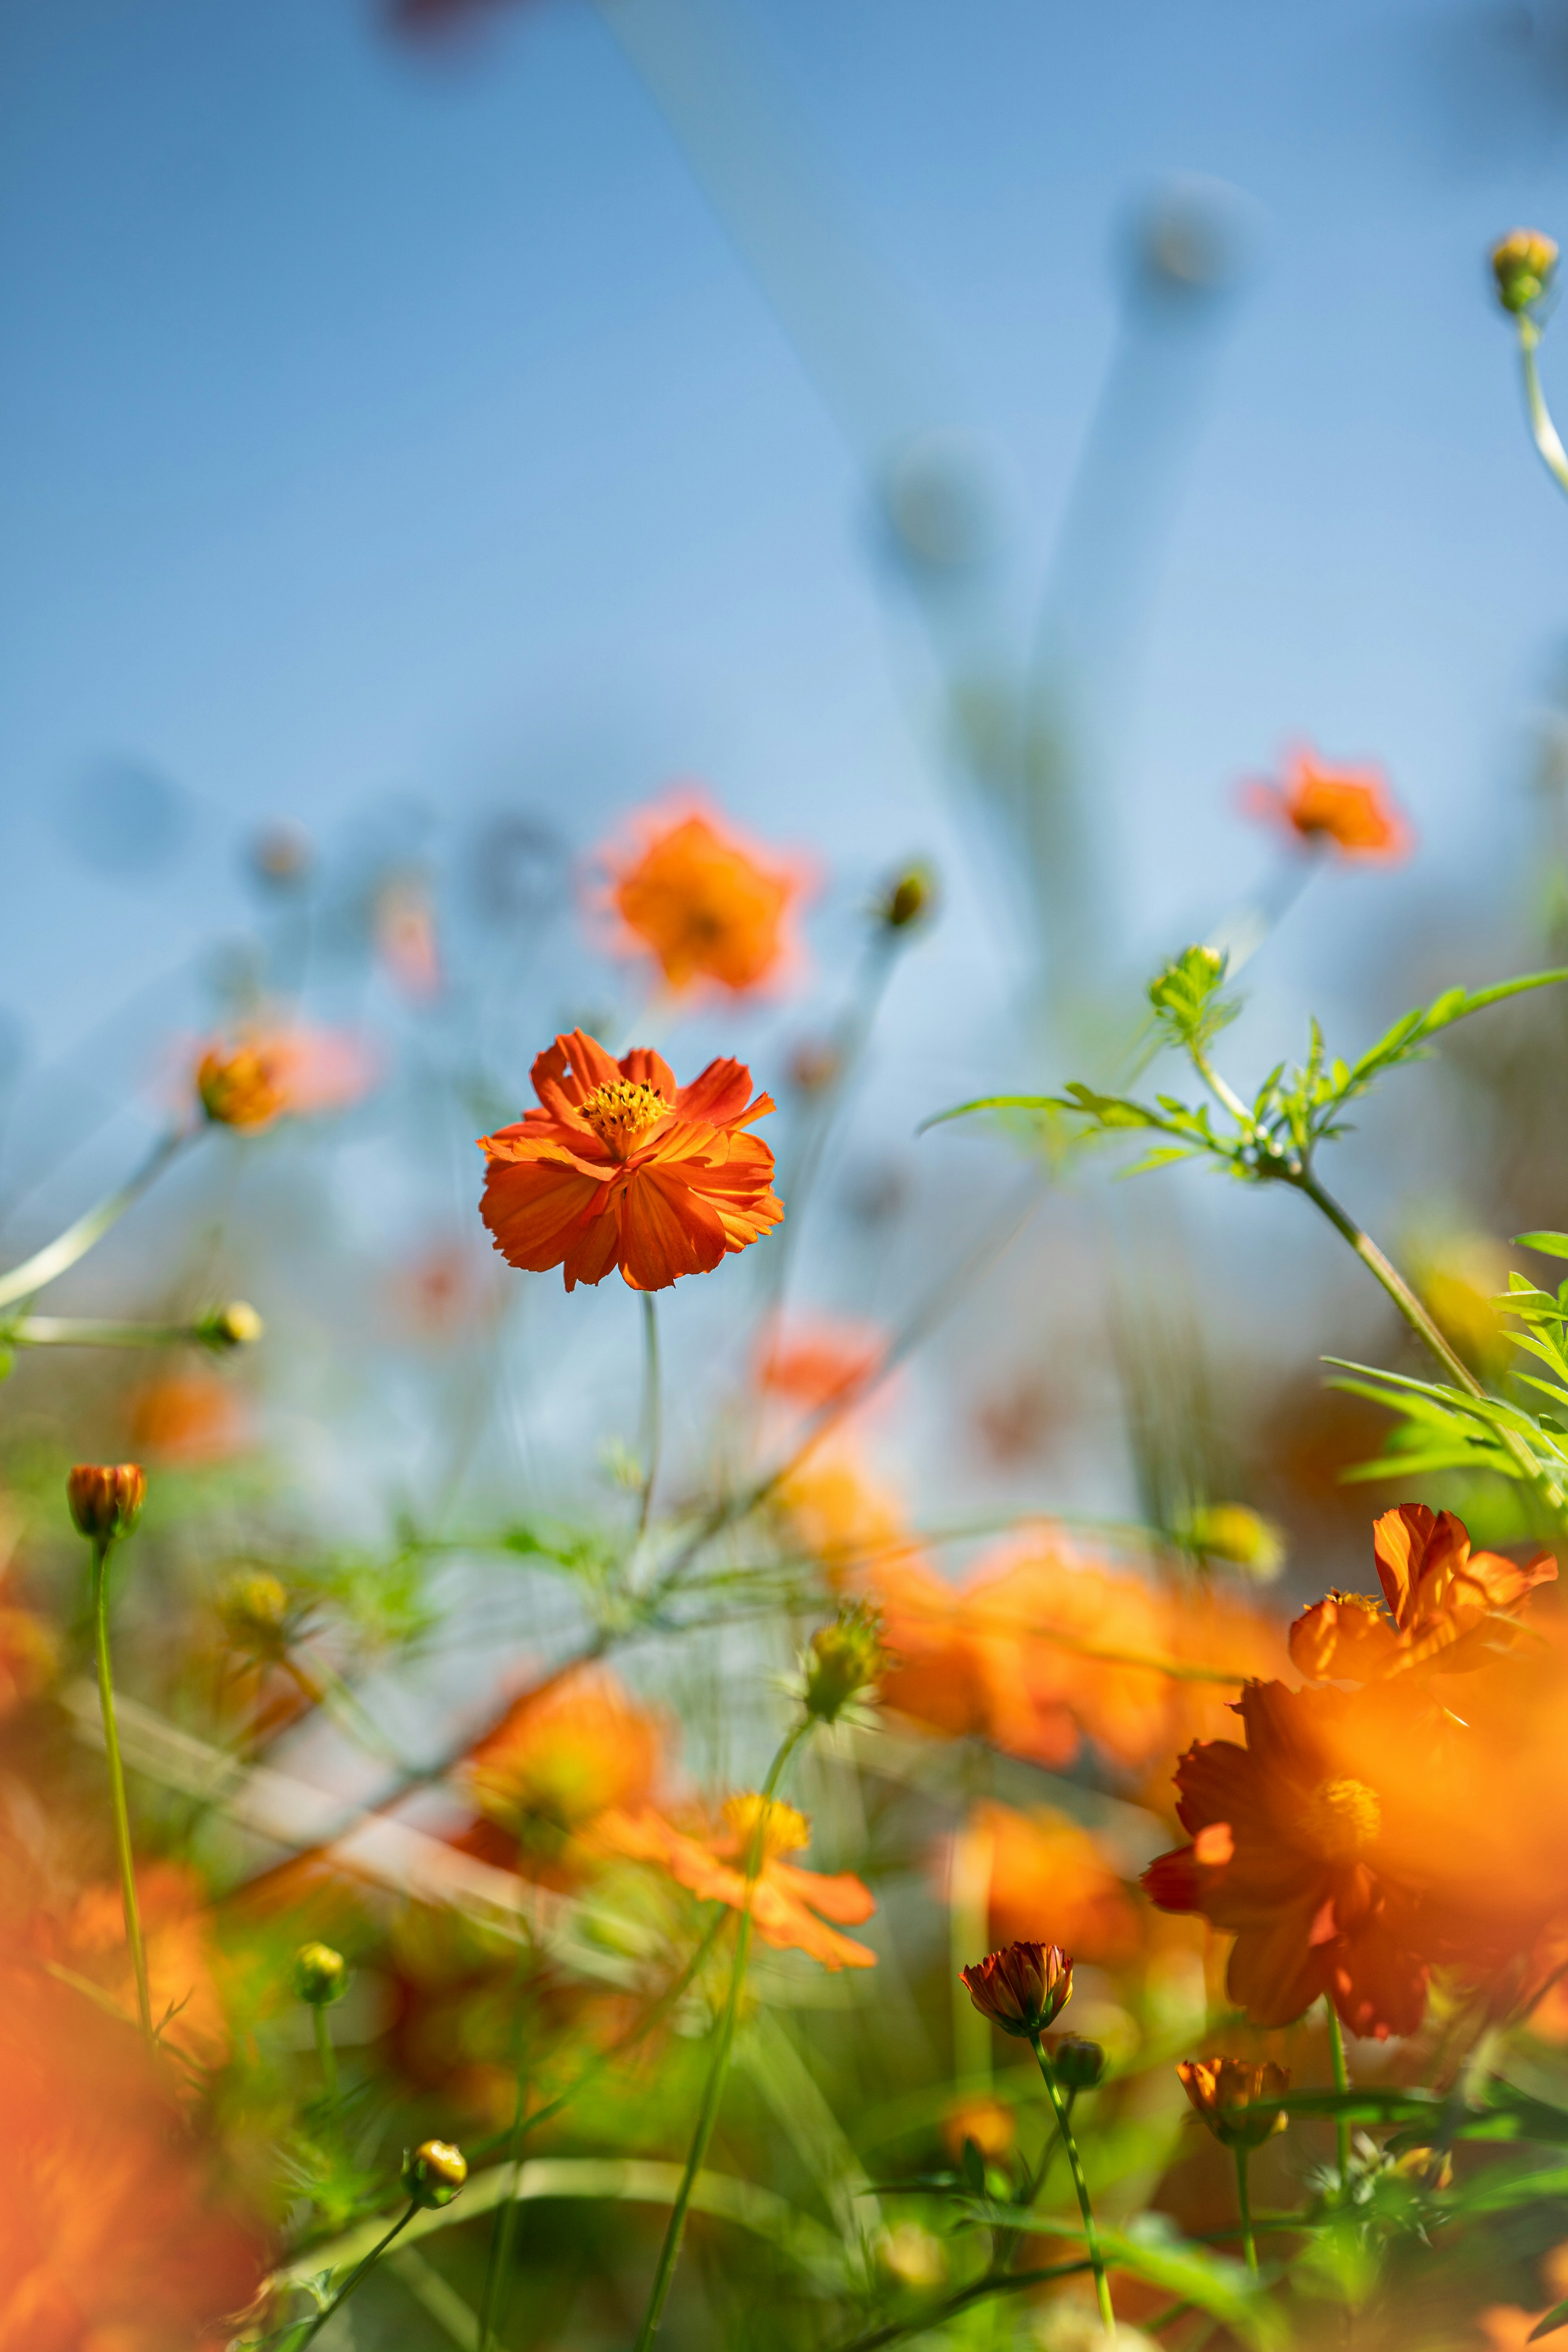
[1530,2300,1568,2342]
[1518,1232,1568,1260]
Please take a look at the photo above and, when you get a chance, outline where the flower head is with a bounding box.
[1142,1678,1434,2036]
[593,1794,878,1970]
[462,1668,663,1869]
[194,1025,376,1132]
[1177,2057,1289,2148]
[960,1940,1074,2039]
[67,1463,145,1543]
[596,790,811,996]
[1289,1505,1556,1683]
[477,1029,782,1292]
[1241,746,1412,862]
[1493,227,1559,315]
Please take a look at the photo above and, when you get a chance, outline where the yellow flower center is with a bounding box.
[579,1079,668,1158]
[1299,1775,1382,1862]
[722,1792,810,1862]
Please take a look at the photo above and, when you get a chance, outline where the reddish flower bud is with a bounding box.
[960,1940,1073,2039]
[1176,2057,1289,2149]
[66,1464,146,1544]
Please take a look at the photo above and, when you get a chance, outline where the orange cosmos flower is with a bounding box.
[1141,1679,1438,2036]
[595,789,811,996]
[755,1312,889,1419]
[1289,1504,1556,1683]
[477,1029,782,1292]
[593,1793,877,1970]
[128,1372,247,1466]
[1241,745,1412,862]
[194,1025,377,1131]
[1177,2057,1289,2148]
[460,1668,664,1878]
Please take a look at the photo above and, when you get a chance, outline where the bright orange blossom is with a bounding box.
[593,1793,877,1971]
[1290,1503,1555,1682]
[478,1029,782,1292]
[1241,745,1412,862]
[597,790,810,995]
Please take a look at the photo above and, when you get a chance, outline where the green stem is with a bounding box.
[1520,319,1568,500]
[0,1128,185,1310]
[313,2004,338,2101]
[293,2203,416,2348]
[476,1982,532,2352]
[1187,1043,1252,1130]
[1290,1169,1481,1396]
[1325,1998,1351,2185]
[637,1291,662,1540]
[631,1719,811,2350]
[91,1537,152,2042]
[7,1314,216,1350]
[1234,2145,1256,2274]
[1027,2034,1113,2336]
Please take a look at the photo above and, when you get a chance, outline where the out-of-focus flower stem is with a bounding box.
[637,1291,662,1539]
[8,1314,217,1349]
[290,2203,417,2348]
[1325,2000,1351,2184]
[91,1535,152,2043]
[632,1717,812,2351]
[313,2005,338,2101]
[1026,2033,1113,2334]
[1234,2146,1257,2273]
[0,1128,186,1311]
[1519,319,1568,500]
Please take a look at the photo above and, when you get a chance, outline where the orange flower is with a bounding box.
[755,1312,888,1418]
[0,1962,265,2348]
[947,1802,1140,1965]
[1177,2057,1289,2148]
[477,1029,782,1292]
[195,1025,377,1131]
[960,1940,1073,2038]
[941,2096,1016,2163]
[128,1372,247,1466]
[60,1864,229,2077]
[596,789,811,996]
[1289,1505,1556,1683]
[461,1668,664,1875]
[1241,745,1412,861]
[1142,1679,1437,2036]
[775,1448,920,1586]
[593,1793,877,1970]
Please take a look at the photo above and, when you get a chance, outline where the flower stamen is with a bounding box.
[579,1079,669,1158]
[1299,1775,1382,1862]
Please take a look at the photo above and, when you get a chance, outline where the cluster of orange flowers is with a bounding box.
[1143,1504,1567,2037]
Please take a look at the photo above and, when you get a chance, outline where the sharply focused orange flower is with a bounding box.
[593,1793,877,1970]
[1289,1505,1556,1683]
[477,1029,782,1291]
[1142,1679,1437,2036]
[1241,745,1412,862]
[194,1025,378,1131]
[0,1962,265,2348]
[595,789,811,996]
[460,1668,664,1877]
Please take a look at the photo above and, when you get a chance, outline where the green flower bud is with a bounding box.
[804,1602,884,1724]
[403,2138,468,2208]
[1178,1502,1285,1581]
[293,1942,348,2007]
[1493,227,1558,316]
[1052,2036,1106,2091]
[199,1301,264,1350]
[878,866,936,933]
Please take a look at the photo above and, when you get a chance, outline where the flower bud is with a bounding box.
[1051,2036,1106,2091]
[1493,227,1558,315]
[960,1941,1073,2039]
[67,1463,146,1544]
[787,1038,841,1096]
[293,1942,348,2007]
[402,2138,468,2208]
[1179,1502,1285,1581]
[220,1570,291,1651]
[1176,2057,1289,2149]
[198,1301,264,1350]
[878,866,935,933]
[196,1045,285,1132]
[249,821,313,891]
[804,1602,884,1724]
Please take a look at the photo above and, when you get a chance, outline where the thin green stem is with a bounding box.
[313,2005,338,2101]
[1234,2145,1256,2274]
[631,1719,811,2350]
[1187,1043,1251,1129]
[476,1980,533,2352]
[292,2203,416,2348]
[0,1128,185,1310]
[1027,2034,1113,2336]
[827,2257,1098,2352]
[637,1290,662,1539]
[7,1314,216,1350]
[1325,1999,1351,2185]
[1290,1169,1480,1396]
[1520,319,1568,499]
[91,1537,151,2042]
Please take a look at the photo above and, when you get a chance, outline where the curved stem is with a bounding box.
[91,1537,151,2042]
[1027,2034,1113,2336]
[1234,2145,1256,2274]
[637,1291,662,1540]
[1187,1042,1251,1129]
[631,1719,811,2350]
[0,1128,185,1311]
[293,2203,416,2348]
[1325,1998,1351,2185]
[1520,320,1568,500]
[1289,1168,1479,1396]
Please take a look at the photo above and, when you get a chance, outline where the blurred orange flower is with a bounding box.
[59,1864,229,2076]
[0,1586,56,1714]
[596,789,811,996]
[195,1025,377,1131]
[1289,1505,1555,1683]
[775,1447,920,1585]
[1142,1679,1437,2036]
[594,1793,877,1970]
[755,1312,888,1418]
[129,1372,247,1466]
[1241,745,1412,862]
[374,873,443,1000]
[944,1800,1140,1964]
[0,1962,265,2348]
[478,1029,782,1292]
[461,1668,664,1878]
